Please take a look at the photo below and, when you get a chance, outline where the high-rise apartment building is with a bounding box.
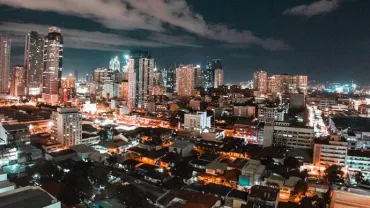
[162,66,176,93]
[176,64,194,96]
[127,51,154,109]
[42,27,63,105]
[0,37,11,93]
[267,74,308,95]
[214,68,224,88]
[253,71,268,94]
[51,107,82,147]
[203,59,222,89]
[24,31,43,96]
[92,67,110,83]
[60,76,76,103]
[10,66,26,97]
[194,65,202,88]
[74,69,79,81]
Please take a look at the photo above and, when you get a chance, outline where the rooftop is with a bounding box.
[1,124,28,131]
[348,150,370,158]
[249,185,279,200]
[331,116,370,132]
[70,144,97,153]
[0,186,58,208]
[171,140,193,149]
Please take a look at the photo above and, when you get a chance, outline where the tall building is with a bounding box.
[253,71,268,94]
[214,68,224,88]
[42,27,63,105]
[0,37,11,93]
[74,69,79,81]
[10,66,26,97]
[109,56,120,71]
[51,107,82,147]
[296,75,308,94]
[24,31,43,96]
[60,76,76,103]
[92,68,110,83]
[268,74,308,95]
[127,51,154,109]
[203,59,222,89]
[162,66,176,93]
[194,65,202,88]
[176,64,194,96]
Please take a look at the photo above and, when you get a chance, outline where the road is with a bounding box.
[307,104,329,137]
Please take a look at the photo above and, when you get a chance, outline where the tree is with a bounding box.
[29,160,63,182]
[293,179,308,197]
[88,164,110,187]
[284,156,300,170]
[324,165,344,184]
[116,184,150,208]
[261,155,274,170]
[355,171,364,184]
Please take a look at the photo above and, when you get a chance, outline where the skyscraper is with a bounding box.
[109,56,120,71]
[203,59,222,89]
[214,68,224,88]
[74,69,79,81]
[253,71,268,94]
[162,66,176,93]
[0,37,11,93]
[51,107,82,147]
[24,31,43,96]
[176,64,194,96]
[194,65,202,88]
[42,27,63,105]
[127,51,154,109]
[10,65,26,97]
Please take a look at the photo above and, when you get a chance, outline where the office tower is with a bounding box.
[74,69,79,81]
[162,66,176,93]
[121,80,128,99]
[92,67,110,83]
[60,76,76,103]
[24,31,43,96]
[153,70,162,86]
[253,71,268,94]
[109,56,120,71]
[51,107,82,147]
[0,37,11,93]
[85,73,89,82]
[296,75,308,95]
[203,59,222,89]
[176,64,194,96]
[194,65,202,88]
[42,27,63,105]
[127,51,154,109]
[214,68,224,88]
[9,66,26,97]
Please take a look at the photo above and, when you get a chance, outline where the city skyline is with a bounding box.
[0,0,370,84]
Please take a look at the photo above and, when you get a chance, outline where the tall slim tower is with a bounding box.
[194,65,202,88]
[10,65,26,97]
[0,37,11,93]
[214,68,224,88]
[253,71,268,94]
[25,31,43,96]
[42,27,63,105]
[176,64,194,96]
[127,51,154,109]
[109,56,120,71]
[203,59,222,89]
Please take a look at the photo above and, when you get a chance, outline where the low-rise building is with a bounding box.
[240,160,266,188]
[247,185,280,208]
[168,140,194,157]
[313,139,348,168]
[184,111,211,133]
[233,106,256,118]
[330,186,370,208]
[202,128,225,141]
[347,150,370,183]
[206,162,228,175]
[0,124,30,145]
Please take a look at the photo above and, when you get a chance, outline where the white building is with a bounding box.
[176,64,194,96]
[184,111,211,133]
[313,140,348,168]
[51,107,82,147]
[169,140,194,157]
[264,122,314,149]
[347,150,370,183]
[260,106,285,122]
[240,160,266,187]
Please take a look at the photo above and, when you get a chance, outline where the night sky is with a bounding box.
[0,0,369,84]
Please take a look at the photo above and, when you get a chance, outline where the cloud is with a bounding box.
[0,22,201,51]
[0,0,289,51]
[148,33,201,48]
[283,0,340,17]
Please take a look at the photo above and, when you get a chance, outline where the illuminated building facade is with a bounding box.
[109,56,120,71]
[313,140,348,168]
[10,65,26,97]
[42,27,63,105]
[194,65,202,88]
[214,68,224,88]
[60,76,76,103]
[176,64,194,96]
[253,71,268,94]
[51,107,82,147]
[24,31,43,96]
[162,66,176,93]
[92,67,110,83]
[127,51,154,109]
[203,59,222,89]
[0,37,11,93]
[268,74,308,95]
